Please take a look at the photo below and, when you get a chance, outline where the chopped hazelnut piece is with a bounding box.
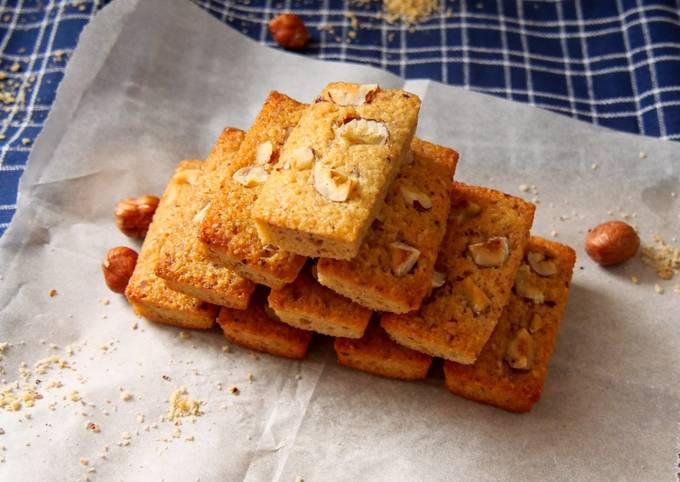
[254,141,273,165]
[399,185,432,210]
[313,163,355,202]
[192,203,210,224]
[389,241,420,276]
[336,118,389,145]
[290,146,315,170]
[505,328,534,370]
[326,83,379,106]
[468,236,509,268]
[431,270,446,288]
[529,313,543,333]
[449,200,481,223]
[232,166,269,187]
[527,251,558,276]
[514,265,545,304]
[174,169,200,186]
[459,277,490,314]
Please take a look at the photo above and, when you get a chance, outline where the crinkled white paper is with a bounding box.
[0,0,678,480]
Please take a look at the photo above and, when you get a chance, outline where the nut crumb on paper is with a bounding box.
[641,235,679,281]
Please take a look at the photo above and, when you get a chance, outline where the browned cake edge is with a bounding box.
[254,220,366,260]
[161,278,251,310]
[267,270,372,339]
[130,302,216,330]
[200,246,303,290]
[216,302,313,359]
[334,323,432,381]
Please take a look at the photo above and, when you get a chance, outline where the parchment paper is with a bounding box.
[0,0,678,480]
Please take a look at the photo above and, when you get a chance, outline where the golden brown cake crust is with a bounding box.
[252,83,421,259]
[217,293,313,359]
[125,160,218,330]
[155,128,256,309]
[316,138,458,313]
[199,92,307,289]
[334,322,432,381]
[267,267,372,338]
[381,182,536,364]
[443,237,576,412]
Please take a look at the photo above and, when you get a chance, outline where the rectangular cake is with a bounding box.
[199,92,307,289]
[267,266,372,338]
[335,322,432,381]
[443,237,576,412]
[125,160,219,330]
[155,128,257,309]
[316,138,458,313]
[217,292,313,359]
[381,182,535,364]
[252,82,421,259]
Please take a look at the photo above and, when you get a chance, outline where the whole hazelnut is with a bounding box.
[115,195,159,238]
[585,221,640,266]
[269,14,310,50]
[102,247,138,293]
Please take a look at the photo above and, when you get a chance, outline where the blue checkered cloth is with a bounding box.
[1,0,680,237]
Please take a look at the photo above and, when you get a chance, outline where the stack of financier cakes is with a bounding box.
[125,82,576,413]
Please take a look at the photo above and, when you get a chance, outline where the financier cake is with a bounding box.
[443,237,576,412]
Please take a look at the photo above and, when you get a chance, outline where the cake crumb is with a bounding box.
[247,373,254,383]
[518,184,529,192]
[167,386,202,420]
[654,284,664,294]
[638,150,647,159]
[10,62,21,73]
[641,236,679,279]
[221,345,230,353]
[178,331,191,340]
[591,163,598,170]
[79,457,89,466]
[98,298,110,305]
[631,275,640,284]
[229,386,239,395]
[120,390,133,402]
[48,289,57,298]
[550,230,558,237]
